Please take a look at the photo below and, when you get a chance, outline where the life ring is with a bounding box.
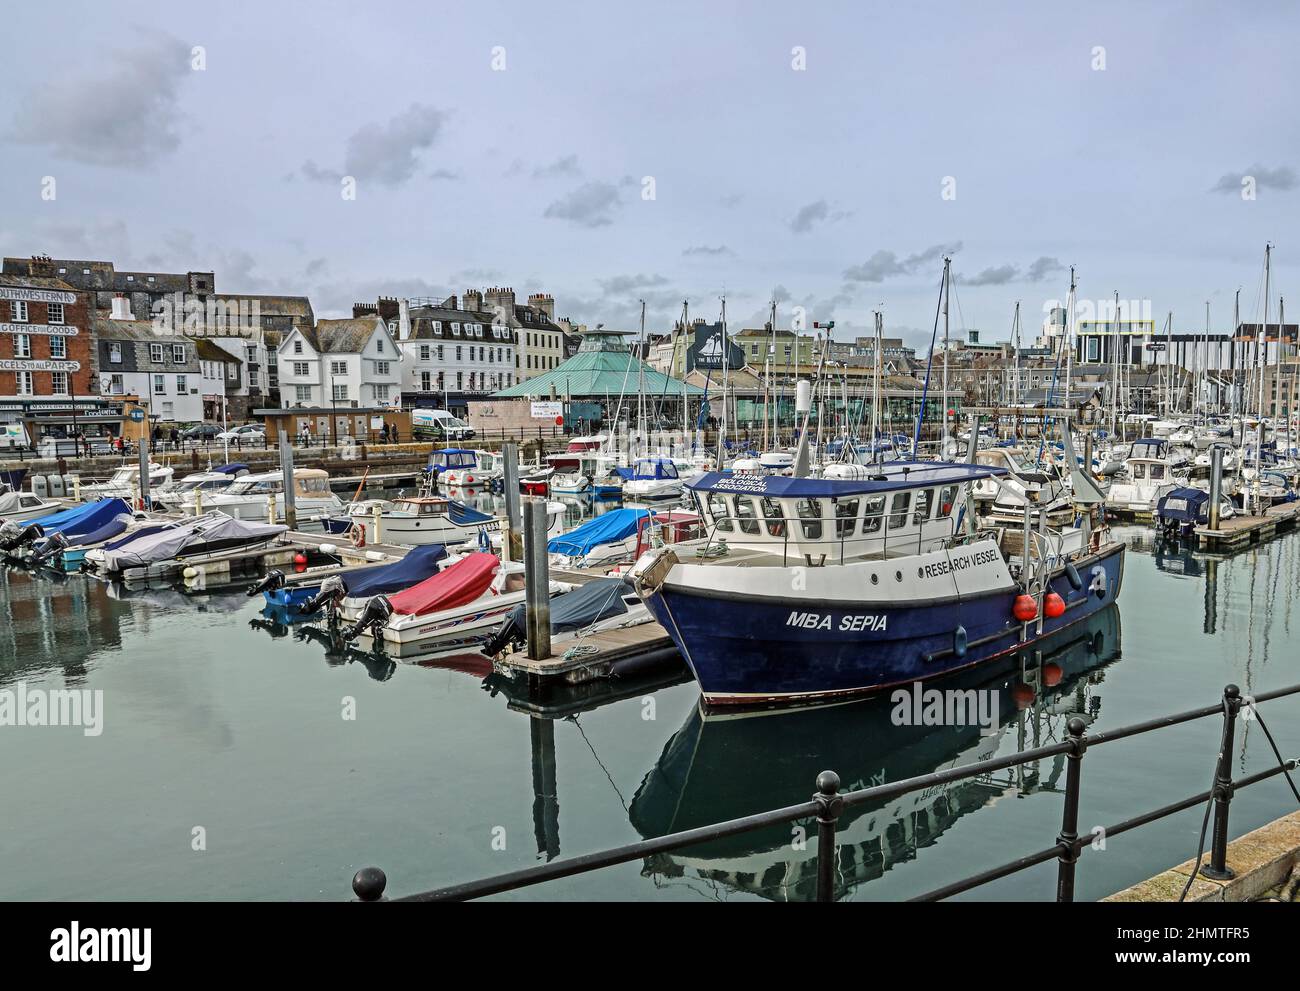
[349,523,366,548]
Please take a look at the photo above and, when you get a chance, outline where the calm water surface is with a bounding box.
[2,502,1298,901]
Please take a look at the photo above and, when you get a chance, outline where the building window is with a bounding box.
[293,361,309,376]
[419,345,430,361]
[153,374,166,394]
[433,321,442,332]
[436,345,444,360]
[109,342,122,363]
[375,360,390,376]
[109,374,124,394]
[16,371,33,395]
[451,322,460,334]
[49,336,66,359]
[330,360,347,375]
[249,369,258,386]
[14,334,31,358]
[47,302,65,325]
[11,301,28,322]
[172,344,185,363]
[332,384,348,401]
[456,346,462,361]
[374,384,390,401]
[293,339,303,354]
[228,364,238,380]
[176,374,188,393]
[456,372,463,390]
[296,385,312,402]
[376,338,384,353]
[420,371,431,391]
[246,346,256,362]
[150,343,165,363]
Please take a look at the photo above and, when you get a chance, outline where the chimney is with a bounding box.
[442,294,459,311]
[398,298,412,342]
[29,255,56,278]
[529,292,555,321]
[484,286,516,325]
[463,289,483,313]
[110,293,132,321]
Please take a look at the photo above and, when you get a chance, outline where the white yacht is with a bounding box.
[194,468,343,523]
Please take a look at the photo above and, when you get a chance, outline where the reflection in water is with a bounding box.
[629,605,1121,901]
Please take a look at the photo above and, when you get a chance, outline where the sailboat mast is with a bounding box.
[1063,267,1076,414]
[942,256,951,451]
[1258,244,1271,426]
[717,296,729,466]
[1110,290,1120,438]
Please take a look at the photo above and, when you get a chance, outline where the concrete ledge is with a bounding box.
[1104,810,1300,902]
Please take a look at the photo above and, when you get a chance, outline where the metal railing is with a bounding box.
[349,682,1300,902]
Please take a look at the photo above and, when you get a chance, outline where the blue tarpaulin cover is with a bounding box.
[63,517,131,549]
[548,507,651,557]
[1156,487,1211,524]
[27,498,132,540]
[343,544,448,597]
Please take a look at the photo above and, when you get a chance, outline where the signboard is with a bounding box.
[2,423,28,445]
[129,409,146,423]
[685,320,744,373]
[0,323,78,336]
[1146,343,1167,352]
[0,359,81,372]
[0,287,77,305]
[530,401,563,419]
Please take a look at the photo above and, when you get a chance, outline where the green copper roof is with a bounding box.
[491,330,706,398]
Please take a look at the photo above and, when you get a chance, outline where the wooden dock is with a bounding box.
[493,621,680,686]
[1193,502,1300,552]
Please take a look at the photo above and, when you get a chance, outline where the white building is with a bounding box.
[276,316,403,408]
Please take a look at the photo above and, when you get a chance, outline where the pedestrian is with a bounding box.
[391,424,400,444]
[169,427,179,450]
[381,422,390,444]
[152,425,162,447]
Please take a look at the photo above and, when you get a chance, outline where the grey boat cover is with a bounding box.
[99,512,287,571]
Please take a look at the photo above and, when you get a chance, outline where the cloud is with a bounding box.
[788,199,851,234]
[597,273,669,296]
[843,242,963,283]
[429,168,462,181]
[1209,164,1296,194]
[10,32,192,168]
[719,193,744,208]
[543,181,623,227]
[1026,256,1064,282]
[962,264,1019,286]
[532,154,581,179]
[683,244,733,257]
[302,103,448,187]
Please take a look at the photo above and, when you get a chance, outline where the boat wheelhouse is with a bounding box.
[621,456,685,500]
[631,462,1125,706]
[196,468,343,522]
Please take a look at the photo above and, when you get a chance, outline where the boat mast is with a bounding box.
[717,296,729,467]
[1258,244,1271,428]
[1166,310,1174,416]
[1063,267,1076,415]
[637,300,647,456]
[873,309,883,460]
[1232,288,1240,423]
[1110,290,1120,439]
[942,256,951,453]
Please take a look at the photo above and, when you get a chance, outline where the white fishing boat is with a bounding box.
[347,494,501,546]
[437,449,503,488]
[193,468,343,522]
[1106,438,1190,516]
[152,463,251,511]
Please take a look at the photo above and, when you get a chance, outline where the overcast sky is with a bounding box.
[2,0,1297,351]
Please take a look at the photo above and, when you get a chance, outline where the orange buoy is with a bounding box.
[1012,594,1038,622]
[1044,592,1066,618]
[293,552,308,566]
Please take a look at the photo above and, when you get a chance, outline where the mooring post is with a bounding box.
[1202,684,1242,880]
[813,770,843,903]
[502,442,522,562]
[137,428,150,510]
[352,866,387,902]
[523,498,551,660]
[1055,717,1087,902]
[1083,432,1094,474]
[279,429,298,529]
[965,413,979,462]
[1208,445,1223,531]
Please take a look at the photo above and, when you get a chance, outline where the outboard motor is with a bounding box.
[29,531,69,567]
[1,521,43,552]
[480,614,524,658]
[247,569,287,598]
[341,594,393,643]
[0,520,24,550]
[300,574,347,616]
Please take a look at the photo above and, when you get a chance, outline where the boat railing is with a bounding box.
[350,681,1300,903]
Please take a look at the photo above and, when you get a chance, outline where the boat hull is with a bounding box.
[642,542,1125,706]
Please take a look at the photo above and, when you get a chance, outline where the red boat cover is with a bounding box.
[388,552,500,616]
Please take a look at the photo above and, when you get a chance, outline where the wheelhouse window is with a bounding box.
[1133,463,1146,480]
[863,495,885,533]
[708,493,733,532]
[913,488,934,524]
[1150,465,1165,480]
[796,499,823,539]
[736,497,760,535]
[887,492,911,530]
[835,498,860,539]
[760,497,785,537]
[938,485,959,516]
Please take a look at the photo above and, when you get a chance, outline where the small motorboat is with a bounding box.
[84,512,288,574]
[1154,486,1235,539]
[341,551,572,655]
[192,468,343,522]
[440,449,503,488]
[250,544,451,618]
[548,507,653,570]
[81,462,175,503]
[0,498,133,559]
[0,489,62,523]
[481,576,654,657]
[153,463,251,511]
[620,456,686,500]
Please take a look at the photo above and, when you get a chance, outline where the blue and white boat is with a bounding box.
[621,456,685,500]
[548,506,653,570]
[0,497,134,561]
[629,462,1124,707]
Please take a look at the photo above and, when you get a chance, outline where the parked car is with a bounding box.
[215,424,266,444]
[181,423,222,441]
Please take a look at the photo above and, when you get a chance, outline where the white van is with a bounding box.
[411,408,475,440]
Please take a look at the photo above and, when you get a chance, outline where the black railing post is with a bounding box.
[1055,716,1087,902]
[813,770,843,903]
[1202,684,1241,880]
[352,866,387,902]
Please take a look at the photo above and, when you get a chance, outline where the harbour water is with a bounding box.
[2,512,1298,901]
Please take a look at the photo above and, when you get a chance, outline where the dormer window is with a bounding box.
[376,338,384,353]
[433,321,442,333]
[147,276,155,283]
[126,275,134,282]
